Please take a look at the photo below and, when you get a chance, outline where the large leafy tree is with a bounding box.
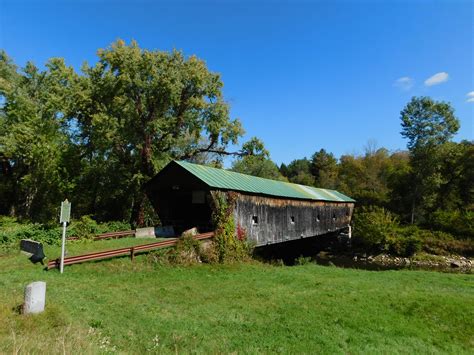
[400,96,460,223]
[75,40,243,226]
[400,96,459,151]
[0,52,77,220]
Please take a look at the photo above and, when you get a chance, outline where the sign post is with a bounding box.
[59,199,71,274]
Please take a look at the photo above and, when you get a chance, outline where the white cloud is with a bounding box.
[466,92,474,103]
[424,72,449,86]
[394,76,414,90]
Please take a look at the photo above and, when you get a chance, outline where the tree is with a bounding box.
[400,96,460,223]
[310,149,338,188]
[0,53,77,220]
[400,96,459,151]
[75,40,243,226]
[280,158,314,186]
[231,137,285,180]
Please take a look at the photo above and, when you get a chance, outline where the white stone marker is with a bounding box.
[23,281,46,314]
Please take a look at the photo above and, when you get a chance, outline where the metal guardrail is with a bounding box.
[47,232,214,270]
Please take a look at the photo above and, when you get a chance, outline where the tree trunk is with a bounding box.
[131,132,154,228]
[410,198,415,224]
[130,191,146,229]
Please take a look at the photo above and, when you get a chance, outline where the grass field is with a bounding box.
[1,239,473,354]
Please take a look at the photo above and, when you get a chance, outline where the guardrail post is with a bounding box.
[130,247,135,261]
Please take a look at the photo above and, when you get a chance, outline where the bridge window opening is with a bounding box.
[252,215,259,225]
[290,216,295,224]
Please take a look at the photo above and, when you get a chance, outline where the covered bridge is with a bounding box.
[145,161,355,247]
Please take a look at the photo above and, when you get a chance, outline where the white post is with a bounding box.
[60,221,67,274]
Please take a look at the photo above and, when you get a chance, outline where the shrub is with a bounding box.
[352,206,399,251]
[420,231,473,257]
[0,216,60,249]
[170,234,202,265]
[387,227,422,257]
[392,225,473,257]
[68,216,100,240]
[0,215,132,250]
[68,217,131,240]
[430,210,474,239]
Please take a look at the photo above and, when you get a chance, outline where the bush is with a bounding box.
[419,230,473,257]
[387,226,422,257]
[68,216,100,240]
[392,226,473,257]
[0,216,60,249]
[352,206,399,251]
[352,207,473,257]
[0,215,131,250]
[68,216,131,240]
[170,234,202,265]
[430,210,474,239]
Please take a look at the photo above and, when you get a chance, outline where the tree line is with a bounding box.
[1,41,473,239]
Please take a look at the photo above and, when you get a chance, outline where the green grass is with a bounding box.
[1,240,473,354]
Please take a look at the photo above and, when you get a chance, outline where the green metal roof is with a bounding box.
[175,160,355,203]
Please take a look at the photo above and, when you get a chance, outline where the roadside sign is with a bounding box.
[60,199,71,223]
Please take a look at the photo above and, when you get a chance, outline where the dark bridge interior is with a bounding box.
[145,163,214,235]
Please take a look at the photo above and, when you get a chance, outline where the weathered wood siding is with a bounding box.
[233,193,354,247]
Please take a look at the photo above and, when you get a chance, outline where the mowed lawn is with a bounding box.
[0,240,473,354]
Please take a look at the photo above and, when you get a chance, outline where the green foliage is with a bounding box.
[231,137,286,181]
[0,216,60,249]
[400,96,460,151]
[68,216,100,240]
[1,42,243,225]
[0,53,77,221]
[386,227,422,257]
[400,97,461,223]
[353,206,399,251]
[78,40,243,226]
[209,191,253,263]
[67,216,130,241]
[169,234,203,265]
[397,226,473,257]
[0,216,130,250]
[311,149,338,188]
[430,209,474,239]
[353,207,425,257]
[280,158,314,185]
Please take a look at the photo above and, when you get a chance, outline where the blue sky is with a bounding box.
[1,0,472,165]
